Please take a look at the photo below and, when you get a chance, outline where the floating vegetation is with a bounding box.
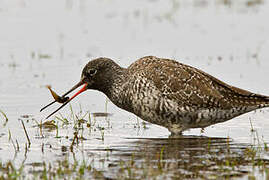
[39,53,52,60]
[31,51,52,60]
[0,136,268,179]
[39,120,58,129]
[91,112,112,117]
[0,158,105,180]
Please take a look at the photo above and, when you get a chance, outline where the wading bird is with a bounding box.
[41,56,269,135]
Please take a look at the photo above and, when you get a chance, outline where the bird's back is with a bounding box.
[126,56,269,132]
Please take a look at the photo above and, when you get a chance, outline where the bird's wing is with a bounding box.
[131,56,258,109]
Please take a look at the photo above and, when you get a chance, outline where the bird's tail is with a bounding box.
[248,93,269,108]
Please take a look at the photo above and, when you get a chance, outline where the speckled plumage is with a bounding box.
[80,56,269,134]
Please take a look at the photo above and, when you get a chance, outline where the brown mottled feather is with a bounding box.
[129,56,269,109]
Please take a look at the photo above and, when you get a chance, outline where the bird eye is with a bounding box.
[88,69,97,76]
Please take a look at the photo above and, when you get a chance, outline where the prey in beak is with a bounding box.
[40,81,88,119]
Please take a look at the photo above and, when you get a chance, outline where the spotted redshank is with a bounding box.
[41,56,269,134]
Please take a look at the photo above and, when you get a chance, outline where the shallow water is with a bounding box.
[1,0,269,179]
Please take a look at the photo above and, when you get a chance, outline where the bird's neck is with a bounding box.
[98,66,128,107]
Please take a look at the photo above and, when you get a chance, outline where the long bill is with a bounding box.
[40,81,84,112]
[41,81,88,119]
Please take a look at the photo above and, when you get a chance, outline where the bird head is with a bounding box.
[40,57,118,119]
